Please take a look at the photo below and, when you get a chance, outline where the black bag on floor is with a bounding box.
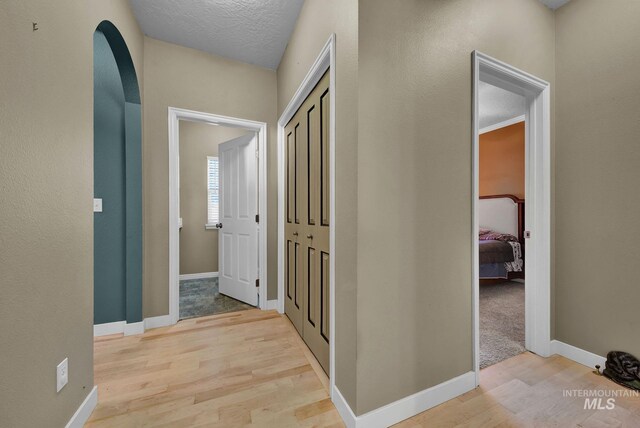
[603,351,640,391]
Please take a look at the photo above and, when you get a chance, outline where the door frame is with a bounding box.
[168,107,268,324]
[277,35,336,392]
[472,51,551,384]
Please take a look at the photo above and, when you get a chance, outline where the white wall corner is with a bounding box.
[123,321,145,336]
[65,386,97,428]
[550,340,607,370]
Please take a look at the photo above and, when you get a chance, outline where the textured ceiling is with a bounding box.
[479,82,526,129]
[129,0,305,70]
[538,0,570,9]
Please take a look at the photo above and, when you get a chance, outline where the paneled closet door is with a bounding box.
[284,112,304,335]
[284,71,330,375]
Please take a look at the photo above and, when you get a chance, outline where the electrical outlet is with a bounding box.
[56,358,68,392]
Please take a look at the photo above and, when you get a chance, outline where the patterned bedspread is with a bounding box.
[479,229,523,279]
[505,241,523,273]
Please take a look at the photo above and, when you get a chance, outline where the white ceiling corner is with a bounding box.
[129,0,305,70]
[478,81,526,130]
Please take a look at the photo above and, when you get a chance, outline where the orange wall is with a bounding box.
[479,121,525,199]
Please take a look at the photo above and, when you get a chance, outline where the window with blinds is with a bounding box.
[207,156,219,226]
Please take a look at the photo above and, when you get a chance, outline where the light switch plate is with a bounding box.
[57,358,68,392]
[93,198,103,213]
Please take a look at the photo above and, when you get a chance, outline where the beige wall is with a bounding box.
[356,0,555,414]
[0,1,143,426]
[179,122,249,275]
[143,38,278,316]
[555,0,640,358]
[277,0,359,409]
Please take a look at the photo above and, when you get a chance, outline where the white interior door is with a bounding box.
[218,133,258,306]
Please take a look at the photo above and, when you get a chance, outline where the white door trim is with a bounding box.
[168,107,268,324]
[472,51,551,385]
[277,34,336,396]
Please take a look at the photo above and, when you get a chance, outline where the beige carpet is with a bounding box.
[480,280,525,368]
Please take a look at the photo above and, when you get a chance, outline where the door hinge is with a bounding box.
[255,214,259,223]
[255,279,259,288]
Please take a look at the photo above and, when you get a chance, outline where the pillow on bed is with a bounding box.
[479,229,519,242]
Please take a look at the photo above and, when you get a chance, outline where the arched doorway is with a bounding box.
[93,21,142,334]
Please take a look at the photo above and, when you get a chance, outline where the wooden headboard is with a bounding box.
[479,194,525,243]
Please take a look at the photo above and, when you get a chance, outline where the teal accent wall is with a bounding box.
[94,22,143,325]
[94,30,126,324]
[125,102,143,323]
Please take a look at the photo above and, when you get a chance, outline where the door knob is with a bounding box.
[306,234,313,239]
[293,232,298,236]
[216,223,223,229]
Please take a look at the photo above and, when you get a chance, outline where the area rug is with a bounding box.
[480,281,525,368]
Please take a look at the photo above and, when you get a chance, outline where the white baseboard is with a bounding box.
[265,299,278,310]
[179,271,218,281]
[332,387,357,428]
[144,314,174,330]
[65,386,97,428]
[94,319,154,337]
[93,321,125,336]
[332,371,476,428]
[124,321,144,336]
[550,340,606,370]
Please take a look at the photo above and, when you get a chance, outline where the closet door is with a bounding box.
[284,71,330,374]
[284,106,305,334]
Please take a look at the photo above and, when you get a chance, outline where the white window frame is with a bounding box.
[205,155,219,229]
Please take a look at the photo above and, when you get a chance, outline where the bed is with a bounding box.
[479,195,524,280]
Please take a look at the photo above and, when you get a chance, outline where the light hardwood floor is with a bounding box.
[397,352,640,427]
[89,310,639,427]
[88,309,343,427]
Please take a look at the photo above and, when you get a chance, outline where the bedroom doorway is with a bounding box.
[472,52,551,382]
